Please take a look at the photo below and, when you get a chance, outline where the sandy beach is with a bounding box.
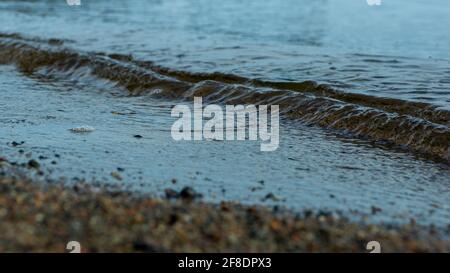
[0,158,448,253]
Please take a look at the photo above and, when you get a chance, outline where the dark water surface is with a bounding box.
[0,0,449,226]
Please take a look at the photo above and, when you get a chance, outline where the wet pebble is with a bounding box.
[164,188,178,199]
[262,193,281,202]
[28,159,40,169]
[70,126,95,133]
[110,172,123,181]
[10,141,25,147]
[371,206,383,214]
[179,187,202,200]
[164,187,202,200]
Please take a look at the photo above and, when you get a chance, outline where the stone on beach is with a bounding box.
[69,126,95,133]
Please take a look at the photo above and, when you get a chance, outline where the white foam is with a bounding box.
[70,126,95,133]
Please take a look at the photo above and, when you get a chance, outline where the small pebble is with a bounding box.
[164,188,178,199]
[263,193,281,202]
[70,126,95,133]
[179,187,202,200]
[371,206,383,214]
[111,171,123,181]
[11,141,25,147]
[28,159,40,169]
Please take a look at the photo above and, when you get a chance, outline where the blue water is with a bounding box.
[0,0,449,108]
[0,0,449,226]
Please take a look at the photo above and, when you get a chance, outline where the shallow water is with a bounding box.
[0,65,449,226]
[0,0,449,226]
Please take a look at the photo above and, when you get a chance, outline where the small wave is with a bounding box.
[0,33,448,162]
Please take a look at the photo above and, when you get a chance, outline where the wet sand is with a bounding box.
[0,159,449,253]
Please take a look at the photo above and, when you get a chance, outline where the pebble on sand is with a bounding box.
[165,188,179,199]
[262,193,281,202]
[111,171,123,181]
[10,141,25,147]
[28,159,40,169]
[164,187,202,200]
[179,187,202,200]
[0,175,448,252]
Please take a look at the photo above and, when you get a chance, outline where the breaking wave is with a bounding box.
[0,33,448,162]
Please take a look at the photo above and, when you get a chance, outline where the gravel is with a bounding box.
[0,158,448,253]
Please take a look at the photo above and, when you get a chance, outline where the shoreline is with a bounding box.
[0,160,449,253]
